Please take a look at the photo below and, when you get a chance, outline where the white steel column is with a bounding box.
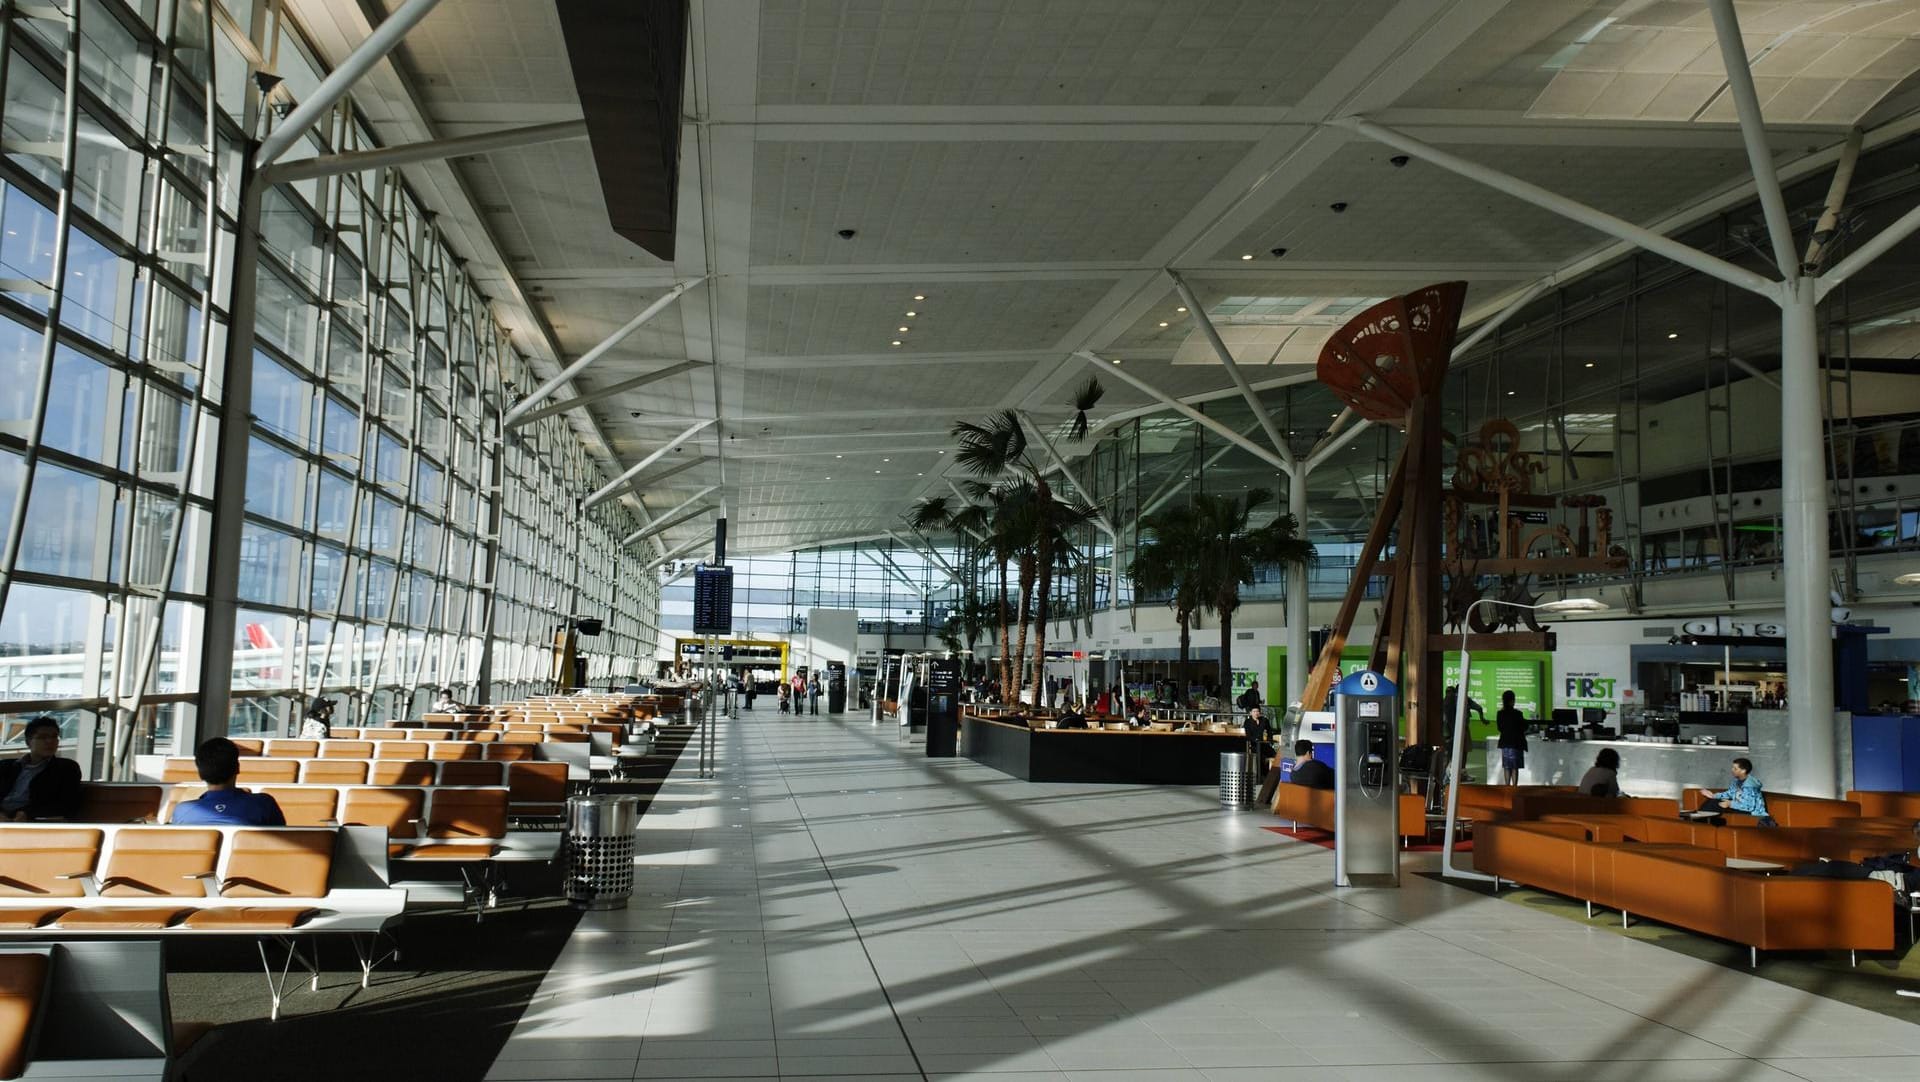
[253,0,445,168]
[506,279,705,425]
[1780,277,1835,795]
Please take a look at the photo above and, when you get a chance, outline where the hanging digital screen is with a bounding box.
[691,566,734,635]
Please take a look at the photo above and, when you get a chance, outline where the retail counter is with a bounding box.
[963,714,1246,784]
[1493,736,1784,801]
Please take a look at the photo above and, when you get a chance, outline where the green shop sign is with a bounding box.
[1267,645,1553,742]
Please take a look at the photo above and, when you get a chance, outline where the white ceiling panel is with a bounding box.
[757,0,1401,107]
[747,278,1115,356]
[751,140,1254,265]
[1212,140,1759,265]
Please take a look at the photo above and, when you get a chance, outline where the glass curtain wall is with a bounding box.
[0,0,659,777]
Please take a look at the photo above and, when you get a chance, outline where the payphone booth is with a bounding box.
[1333,670,1399,888]
[826,660,847,713]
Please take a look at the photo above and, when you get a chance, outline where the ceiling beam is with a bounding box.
[262,120,589,184]
[504,359,708,429]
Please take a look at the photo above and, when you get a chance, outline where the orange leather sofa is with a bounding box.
[1474,819,1892,960]
[1270,782,1429,842]
[1847,790,1920,820]
[1679,787,1862,827]
[0,951,46,1081]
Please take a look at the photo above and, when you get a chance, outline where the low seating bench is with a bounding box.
[0,823,406,1018]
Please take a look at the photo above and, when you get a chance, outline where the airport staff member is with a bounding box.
[0,716,81,821]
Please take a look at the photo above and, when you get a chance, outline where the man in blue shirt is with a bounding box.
[1701,756,1773,825]
[170,737,285,826]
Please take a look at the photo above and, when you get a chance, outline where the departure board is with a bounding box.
[691,566,734,634]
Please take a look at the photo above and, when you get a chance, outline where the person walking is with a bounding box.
[808,674,822,715]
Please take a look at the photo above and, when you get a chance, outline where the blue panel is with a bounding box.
[1903,721,1920,792]
[1852,714,1906,792]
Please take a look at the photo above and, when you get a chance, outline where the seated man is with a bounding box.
[171,738,286,826]
[1289,740,1334,790]
[1697,756,1773,826]
[0,716,81,820]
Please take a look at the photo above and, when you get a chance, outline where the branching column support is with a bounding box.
[1335,0,1920,795]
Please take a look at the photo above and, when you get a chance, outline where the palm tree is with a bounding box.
[1189,489,1315,688]
[940,379,1105,704]
[1128,504,1207,675]
[910,493,1009,692]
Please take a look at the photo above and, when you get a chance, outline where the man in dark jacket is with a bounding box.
[0,716,82,820]
[1289,739,1335,789]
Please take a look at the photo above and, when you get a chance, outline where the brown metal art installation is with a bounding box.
[1287,281,1627,765]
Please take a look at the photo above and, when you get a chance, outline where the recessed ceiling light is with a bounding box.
[905,311,916,317]
[913,294,926,301]
[882,458,890,462]
[1667,332,1679,339]
[1506,390,1516,396]
[1176,306,1187,313]
[835,455,843,459]
[873,469,881,474]
[1584,362,1595,368]
[1239,253,1253,260]
[1111,358,1123,365]
[1158,321,1169,328]
[937,450,944,454]
[891,340,902,346]
[898,326,910,333]
[917,472,924,476]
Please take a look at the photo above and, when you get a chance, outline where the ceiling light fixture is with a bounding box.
[1506,390,1516,396]
[835,455,843,459]
[891,340,902,346]
[1239,253,1254,260]
[1176,306,1187,313]
[1667,332,1679,339]
[898,326,909,333]
[1584,362,1596,368]
[913,294,926,301]
[905,311,916,317]
[1158,321,1169,328]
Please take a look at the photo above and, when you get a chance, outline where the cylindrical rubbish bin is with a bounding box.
[563,795,640,909]
[1219,752,1248,808]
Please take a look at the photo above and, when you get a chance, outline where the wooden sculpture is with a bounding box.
[1296,282,1626,748]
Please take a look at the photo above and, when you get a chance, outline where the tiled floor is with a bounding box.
[489,712,1920,1080]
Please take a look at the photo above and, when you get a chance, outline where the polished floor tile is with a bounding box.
[489,712,1920,1080]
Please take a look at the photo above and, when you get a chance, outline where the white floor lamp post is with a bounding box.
[1441,596,1612,883]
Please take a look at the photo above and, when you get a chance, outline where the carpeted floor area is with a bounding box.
[1458,867,1920,1026]
[167,725,690,1082]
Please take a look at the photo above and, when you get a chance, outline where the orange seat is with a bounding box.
[362,729,406,741]
[219,829,333,897]
[237,758,299,783]
[483,744,534,761]
[0,952,49,1081]
[437,761,505,786]
[0,827,101,898]
[496,731,542,745]
[400,789,505,859]
[259,788,338,828]
[507,761,569,817]
[75,784,162,823]
[161,758,200,783]
[376,741,429,760]
[301,759,368,784]
[229,739,265,756]
[369,760,435,786]
[429,741,484,761]
[340,789,425,846]
[320,740,373,759]
[48,907,186,930]
[266,740,317,759]
[97,828,220,898]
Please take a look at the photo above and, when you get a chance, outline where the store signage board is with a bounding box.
[692,565,734,635]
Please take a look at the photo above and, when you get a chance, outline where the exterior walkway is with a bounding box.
[488,711,1920,1081]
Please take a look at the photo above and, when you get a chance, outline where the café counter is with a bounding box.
[963,710,1248,784]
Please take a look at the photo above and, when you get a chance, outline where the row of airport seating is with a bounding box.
[79,770,568,828]
[155,755,552,785]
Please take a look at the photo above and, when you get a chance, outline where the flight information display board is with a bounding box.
[691,566,734,635]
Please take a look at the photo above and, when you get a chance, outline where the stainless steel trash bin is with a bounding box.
[1219,752,1247,808]
[564,794,640,909]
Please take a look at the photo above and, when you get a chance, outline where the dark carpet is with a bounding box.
[169,725,690,1082]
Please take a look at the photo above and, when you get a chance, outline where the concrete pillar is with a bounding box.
[1780,277,1837,796]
